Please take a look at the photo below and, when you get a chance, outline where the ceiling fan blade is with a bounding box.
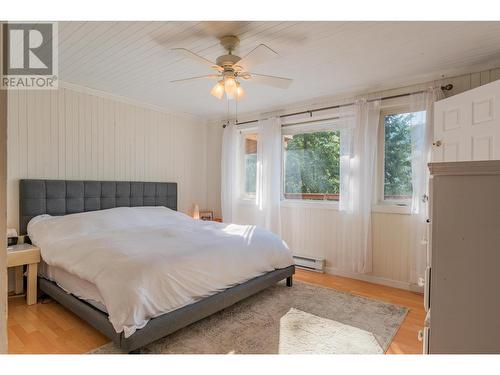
[170,74,220,83]
[171,48,221,71]
[243,73,292,89]
[236,44,278,71]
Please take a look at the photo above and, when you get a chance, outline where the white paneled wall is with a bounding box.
[280,207,413,288]
[7,84,208,232]
[205,123,223,219]
[371,213,412,283]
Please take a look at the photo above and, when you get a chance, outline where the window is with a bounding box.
[283,130,340,201]
[380,109,423,202]
[243,132,258,196]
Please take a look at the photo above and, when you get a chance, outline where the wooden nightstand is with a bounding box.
[7,243,41,305]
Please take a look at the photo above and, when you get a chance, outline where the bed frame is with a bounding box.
[19,179,294,353]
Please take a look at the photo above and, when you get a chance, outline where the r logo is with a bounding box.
[3,23,54,76]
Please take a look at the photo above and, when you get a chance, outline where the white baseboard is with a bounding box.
[324,267,412,291]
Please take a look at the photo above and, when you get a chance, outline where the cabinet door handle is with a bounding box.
[418,330,424,341]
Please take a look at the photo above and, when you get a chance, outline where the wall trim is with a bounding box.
[325,267,412,291]
[59,81,205,124]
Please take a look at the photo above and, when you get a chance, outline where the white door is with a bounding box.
[433,79,500,162]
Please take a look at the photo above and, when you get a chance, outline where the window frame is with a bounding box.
[238,108,419,213]
[376,105,415,208]
[239,127,259,201]
[281,124,341,208]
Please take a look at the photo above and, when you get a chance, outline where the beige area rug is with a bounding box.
[91,281,408,354]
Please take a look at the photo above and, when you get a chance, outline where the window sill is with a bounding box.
[241,198,411,214]
[238,197,257,206]
[372,204,411,215]
[280,199,339,210]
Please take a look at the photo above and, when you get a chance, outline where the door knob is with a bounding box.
[433,140,442,147]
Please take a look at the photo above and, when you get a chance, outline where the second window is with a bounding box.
[283,130,340,201]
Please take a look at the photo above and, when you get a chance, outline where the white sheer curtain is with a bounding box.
[338,99,381,273]
[221,123,240,224]
[221,118,282,236]
[255,117,282,236]
[409,88,444,284]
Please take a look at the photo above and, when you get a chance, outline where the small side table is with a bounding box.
[7,243,41,305]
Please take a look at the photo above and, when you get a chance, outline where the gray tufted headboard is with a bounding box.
[19,179,178,235]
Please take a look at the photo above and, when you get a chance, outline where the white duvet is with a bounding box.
[28,207,293,337]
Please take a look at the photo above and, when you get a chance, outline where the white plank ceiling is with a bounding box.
[58,21,500,117]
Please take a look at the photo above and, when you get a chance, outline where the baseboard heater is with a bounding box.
[293,254,325,273]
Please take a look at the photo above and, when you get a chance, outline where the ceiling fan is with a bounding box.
[170,35,293,100]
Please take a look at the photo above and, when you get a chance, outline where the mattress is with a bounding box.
[39,261,107,313]
[29,206,294,337]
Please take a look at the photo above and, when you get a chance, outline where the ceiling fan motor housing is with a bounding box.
[216,54,241,68]
[216,35,242,68]
[220,35,240,52]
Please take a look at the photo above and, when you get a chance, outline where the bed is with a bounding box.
[19,179,295,353]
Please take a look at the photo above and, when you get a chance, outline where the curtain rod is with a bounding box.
[222,84,453,128]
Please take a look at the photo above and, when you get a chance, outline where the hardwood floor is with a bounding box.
[7,269,424,354]
[294,270,424,354]
[7,295,108,354]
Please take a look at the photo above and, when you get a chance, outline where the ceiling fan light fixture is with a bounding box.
[224,76,237,98]
[210,80,225,99]
[235,82,245,101]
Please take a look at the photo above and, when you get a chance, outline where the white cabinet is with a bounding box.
[425,161,500,353]
[424,79,500,353]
